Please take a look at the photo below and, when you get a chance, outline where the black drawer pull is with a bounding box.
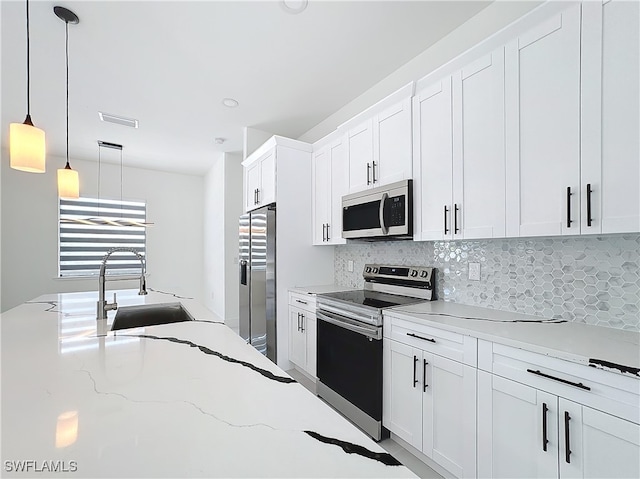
[295,299,308,305]
[566,186,572,228]
[407,332,436,343]
[367,163,371,185]
[444,205,449,234]
[454,203,460,234]
[527,369,591,391]
[413,355,418,388]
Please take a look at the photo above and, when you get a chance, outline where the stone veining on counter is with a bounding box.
[589,358,640,378]
[122,332,297,384]
[303,431,401,466]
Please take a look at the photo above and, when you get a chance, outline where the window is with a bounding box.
[58,197,147,278]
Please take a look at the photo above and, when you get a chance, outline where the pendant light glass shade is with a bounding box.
[10,0,46,173]
[57,165,79,199]
[55,6,80,199]
[10,119,46,172]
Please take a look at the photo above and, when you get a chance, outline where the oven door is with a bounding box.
[316,309,383,436]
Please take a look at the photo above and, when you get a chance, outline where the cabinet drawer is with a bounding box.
[480,341,640,424]
[384,314,477,367]
[288,292,316,314]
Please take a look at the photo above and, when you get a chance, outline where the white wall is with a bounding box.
[299,0,542,143]
[203,151,243,324]
[0,151,204,312]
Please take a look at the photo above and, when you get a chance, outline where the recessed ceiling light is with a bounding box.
[280,0,308,14]
[222,98,239,108]
[98,112,139,128]
[214,137,226,144]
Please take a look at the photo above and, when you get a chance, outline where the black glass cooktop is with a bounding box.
[319,290,425,310]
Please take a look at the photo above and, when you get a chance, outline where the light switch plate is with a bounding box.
[469,262,481,281]
[347,260,354,272]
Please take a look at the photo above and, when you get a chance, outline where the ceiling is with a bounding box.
[1,0,491,175]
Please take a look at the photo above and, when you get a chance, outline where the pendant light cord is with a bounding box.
[65,20,70,168]
[26,0,31,116]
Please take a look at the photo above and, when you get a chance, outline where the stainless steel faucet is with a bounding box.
[97,247,147,320]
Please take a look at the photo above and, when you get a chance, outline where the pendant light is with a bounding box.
[55,6,80,199]
[10,0,46,173]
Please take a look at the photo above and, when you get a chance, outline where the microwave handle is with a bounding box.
[379,192,389,235]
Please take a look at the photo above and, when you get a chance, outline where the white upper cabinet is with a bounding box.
[453,49,506,240]
[413,49,505,241]
[244,148,276,212]
[373,97,413,187]
[345,83,413,194]
[581,0,640,234]
[505,5,582,237]
[312,134,347,245]
[413,77,454,241]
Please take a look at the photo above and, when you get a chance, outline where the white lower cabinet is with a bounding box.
[383,336,477,478]
[288,292,317,378]
[478,371,640,479]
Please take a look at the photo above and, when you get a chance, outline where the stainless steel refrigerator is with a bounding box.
[239,204,277,363]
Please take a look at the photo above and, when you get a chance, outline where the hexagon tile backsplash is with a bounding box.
[334,234,640,331]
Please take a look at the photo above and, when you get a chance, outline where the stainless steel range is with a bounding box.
[316,264,435,441]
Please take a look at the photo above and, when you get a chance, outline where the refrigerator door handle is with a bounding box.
[240,260,248,285]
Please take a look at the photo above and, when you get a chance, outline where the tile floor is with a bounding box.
[287,368,442,479]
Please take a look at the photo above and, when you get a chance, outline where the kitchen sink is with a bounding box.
[111,302,194,331]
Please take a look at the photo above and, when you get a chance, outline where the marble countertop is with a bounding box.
[289,284,356,296]
[385,301,640,377]
[1,289,415,478]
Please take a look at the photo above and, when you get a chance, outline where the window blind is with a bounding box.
[59,197,146,277]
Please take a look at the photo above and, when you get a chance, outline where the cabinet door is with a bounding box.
[288,307,306,369]
[373,98,412,187]
[505,5,581,237]
[305,313,317,378]
[328,139,347,245]
[383,339,423,450]
[312,146,331,245]
[559,398,640,479]
[347,120,374,193]
[581,0,640,234]
[453,49,506,239]
[413,77,454,241]
[422,354,477,478]
[477,372,558,479]
[245,162,261,212]
[259,150,276,206]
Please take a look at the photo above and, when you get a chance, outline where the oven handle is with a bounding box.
[317,310,382,340]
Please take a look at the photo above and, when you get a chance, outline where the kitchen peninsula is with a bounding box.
[0,290,414,478]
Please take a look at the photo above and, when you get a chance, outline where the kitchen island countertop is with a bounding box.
[1,289,414,478]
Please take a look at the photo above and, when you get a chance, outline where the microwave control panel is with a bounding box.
[387,195,405,226]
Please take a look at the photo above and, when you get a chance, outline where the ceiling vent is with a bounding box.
[98,112,139,128]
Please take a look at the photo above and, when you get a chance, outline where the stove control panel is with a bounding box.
[363,264,435,290]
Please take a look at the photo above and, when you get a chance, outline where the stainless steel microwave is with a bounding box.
[342,179,413,240]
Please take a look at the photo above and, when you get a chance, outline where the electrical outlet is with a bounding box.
[469,262,481,281]
[347,260,354,272]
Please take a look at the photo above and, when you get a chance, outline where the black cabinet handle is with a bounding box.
[423,359,428,392]
[413,355,418,388]
[542,402,549,452]
[444,205,449,234]
[407,332,436,343]
[295,299,308,305]
[297,312,301,332]
[454,204,460,234]
[372,161,377,183]
[256,188,260,204]
[567,187,572,228]
[564,411,572,463]
[300,314,305,333]
[322,223,326,242]
[587,183,593,227]
[367,163,371,185]
[526,369,590,391]
[326,223,330,241]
